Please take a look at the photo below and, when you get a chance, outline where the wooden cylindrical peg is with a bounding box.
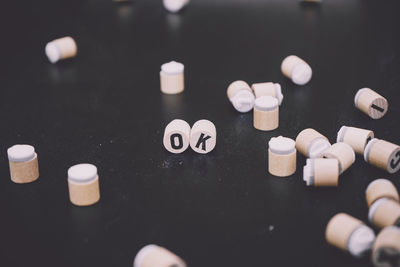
[295,128,331,158]
[337,126,374,155]
[325,213,375,257]
[7,144,39,184]
[251,82,283,105]
[226,80,255,113]
[372,226,400,267]
[354,88,388,119]
[160,61,185,94]
[369,198,400,229]
[134,244,186,267]
[364,138,400,174]
[68,163,100,206]
[268,136,296,177]
[190,119,216,154]
[323,142,355,174]
[163,119,191,154]
[45,36,77,63]
[303,158,339,187]
[253,96,279,131]
[281,55,312,85]
[366,179,399,207]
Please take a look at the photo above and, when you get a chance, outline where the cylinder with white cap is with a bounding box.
[323,142,355,174]
[45,36,77,63]
[372,226,400,267]
[190,119,216,154]
[303,158,339,187]
[366,179,399,207]
[226,80,255,113]
[251,82,283,105]
[369,198,400,229]
[295,128,331,158]
[268,136,296,177]
[337,126,374,155]
[7,144,39,184]
[364,138,400,174]
[68,163,100,206]
[325,213,375,257]
[354,88,388,119]
[163,119,191,154]
[163,0,189,13]
[281,55,312,85]
[160,61,185,94]
[133,244,186,267]
[253,96,279,131]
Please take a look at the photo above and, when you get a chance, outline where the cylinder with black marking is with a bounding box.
[364,139,400,174]
[372,226,400,267]
[354,88,388,119]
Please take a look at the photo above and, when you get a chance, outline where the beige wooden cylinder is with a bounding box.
[364,139,400,174]
[281,55,312,85]
[7,144,39,184]
[337,126,374,155]
[268,136,296,177]
[160,61,184,94]
[295,128,330,158]
[366,179,399,207]
[372,226,400,267]
[354,88,388,119]
[189,119,216,154]
[226,80,255,113]
[163,119,191,154]
[253,96,279,131]
[369,198,400,229]
[134,244,186,267]
[251,82,283,105]
[325,213,363,251]
[67,164,100,206]
[303,158,339,186]
[227,80,252,99]
[323,142,355,174]
[45,36,77,63]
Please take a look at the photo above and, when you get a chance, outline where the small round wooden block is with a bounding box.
[163,0,189,13]
[323,142,355,174]
[366,179,399,207]
[226,80,255,113]
[337,126,374,155]
[190,119,216,154]
[281,55,312,85]
[303,158,339,187]
[68,163,100,206]
[369,198,400,229]
[253,96,279,131]
[251,82,283,105]
[160,61,185,94]
[268,136,296,177]
[45,36,77,63]
[372,226,400,267]
[354,88,388,119]
[8,144,39,184]
[163,119,191,154]
[325,213,375,257]
[364,138,400,174]
[134,244,186,267]
[295,128,331,158]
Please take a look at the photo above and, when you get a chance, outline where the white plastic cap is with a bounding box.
[133,244,159,267]
[303,159,314,186]
[7,144,36,162]
[268,136,296,155]
[364,138,379,162]
[291,63,312,85]
[254,96,279,111]
[308,138,331,158]
[347,225,375,257]
[230,89,255,113]
[274,83,284,105]
[354,88,369,107]
[68,163,98,183]
[161,61,184,75]
[368,198,388,222]
[163,0,189,13]
[336,126,347,143]
[45,42,61,63]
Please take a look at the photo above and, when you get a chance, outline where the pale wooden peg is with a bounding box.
[68,163,100,206]
[337,126,374,155]
[325,213,375,257]
[354,88,388,119]
[323,142,355,174]
[364,138,400,174]
[372,226,400,267]
[253,96,279,131]
[190,119,216,154]
[160,61,185,94]
[268,136,296,177]
[226,80,255,113]
[251,82,283,105]
[295,128,331,158]
[369,198,400,229]
[163,119,191,154]
[134,244,186,267]
[281,55,312,85]
[366,179,399,207]
[163,0,189,13]
[7,144,39,184]
[303,158,339,187]
[45,36,77,63]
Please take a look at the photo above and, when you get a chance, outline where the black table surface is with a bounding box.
[1,0,400,266]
